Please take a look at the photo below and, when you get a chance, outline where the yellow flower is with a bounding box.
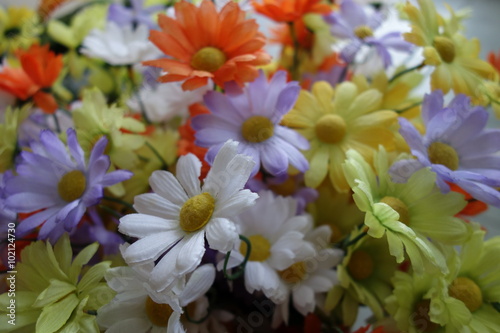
[402,0,497,98]
[325,231,397,326]
[0,234,114,333]
[283,81,398,191]
[0,7,41,54]
[0,106,29,172]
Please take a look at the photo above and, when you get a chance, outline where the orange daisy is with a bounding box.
[144,0,271,91]
[252,0,332,23]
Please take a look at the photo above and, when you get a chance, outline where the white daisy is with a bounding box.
[97,264,216,333]
[127,81,211,123]
[119,140,257,293]
[220,190,316,304]
[81,22,161,66]
[272,225,343,328]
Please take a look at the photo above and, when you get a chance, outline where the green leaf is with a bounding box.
[77,261,111,294]
[35,294,79,333]
[69,243,99,284]
[33,280,76,308]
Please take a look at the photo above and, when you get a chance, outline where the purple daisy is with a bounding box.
[192,70,309,177]
[108,0,164,30]
[324,0,412,67]
[390,90,500,207]
[4,128,132,242]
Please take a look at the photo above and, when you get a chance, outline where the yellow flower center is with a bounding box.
[241,116,274,143]
[268,177,297,197]
[190,47,227,73]
[279,261,307,284]
[379,196,410,225]
[448,277,483,312]
[412,299,440,332]
[427,142,459,171]
[354,25,374,39]
[58,170,87,202]
[179,193,215,233]
[347,250,374,281]
[315,114,346,144]
[240,235,271,262]
[145,296,174,327]
[433,36,456,63]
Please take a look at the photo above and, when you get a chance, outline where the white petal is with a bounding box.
[175,231,206,276]
[213,190,258,217]
[205,217,239,252]
[180,264,216,306]
[167,312,185,333]
[149,170,188,205]
[121,231,183,264]
[151,243,184,292]
[292,285,315,316]
[119,214,178,238]
[133,194,181,220]
[175,154,202,197]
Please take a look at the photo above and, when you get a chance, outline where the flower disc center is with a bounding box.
[279,261,307,284]
[427,142,459,171]
[380,196,410,225]
[354,25,374,39]
[241,234,271,262]
[347,250,374,281]
[433,36,456,63]
[179,192,215,233]
[191,47,227,73]
[58,170,86,202]
[448,277,483,312]
[315,114,346,144]
[241,116,274,143]
[145,296,174,327]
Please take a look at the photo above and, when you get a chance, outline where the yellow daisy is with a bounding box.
[283,81,398,191]
[0,7,41,54]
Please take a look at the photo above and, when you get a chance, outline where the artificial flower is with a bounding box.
[324,0,412,67]
[283,81,397,190]
[0,234,114,332]
[144,0,271,90]
[108,0,164,29]
[391,91,500,207]
[343,147,469,274]
[4,128,132,241]
[81,22,161,66]
[252,0,331,23]
[119,140,257,293]
[222,190,316,303]
[0,6,40,54]
[192,70,309,177]
[0,105,29,172]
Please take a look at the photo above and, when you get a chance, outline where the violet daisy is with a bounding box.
[391,90,500,207]
[192,70,309,177]
[324,0,412,67]
[4,128,132,242]
[108,0,164,30]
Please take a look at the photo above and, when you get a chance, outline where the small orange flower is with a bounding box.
[0,66,39,100]
[17,44,63,88]
[253,0,332,23]
[449,183,488,216]
[144,0,271,90]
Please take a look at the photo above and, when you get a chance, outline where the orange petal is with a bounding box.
[33,91,58,114]
[149,30,192,62]
[143,58,192,76]
[181,76,209,91]
[158,74,188,83]
[157,14,196,54]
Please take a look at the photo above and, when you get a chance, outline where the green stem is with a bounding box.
[127,65,151,124]
[98,205,123,219]
[342,231,368,249]
[52,113,61,133]
[389,62,425,83]
[101,196,135,212]
[394,101,422,114]
[145,141,168,170]
[223,235,252,280]
[288,21,300,81]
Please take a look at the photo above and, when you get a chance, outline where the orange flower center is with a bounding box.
[354,25,374,40]
[448,277,483,312]
[240,235,271,262]
[279,261,307,284]
[379,196,410,225]
[347,250,374,281]
[58,170,86,202]
[433,36,456,63]
[190,47,227,72]
[179,193,215,232]
[315,114,346,144]
[145,296,174,327]
[241,116,274,143]
[427,142,459,170]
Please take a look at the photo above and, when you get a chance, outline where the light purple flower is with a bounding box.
[303,63,347,89]
[4,128,133,242]
[192,70,309,177]
[324,0,412,67]
[108,0,164,30]
[390,91,500,207]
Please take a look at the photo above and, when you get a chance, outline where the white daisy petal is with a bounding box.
[206,217,239,252]
[104,317,151,333]
[180,264,216,306]
[176,154,202,197]
[133,193,181,220]
[149,170,189,205]
[119,214,178,238]
[122,231,182,264]
[213,190,258,217]
[175,231,206,276]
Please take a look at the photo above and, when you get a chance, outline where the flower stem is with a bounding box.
[389,62,425,83]
[342,230,368,249]
[145,141,168,170]
[288,21,300,81]
[394,101,422,114]
[101,196,135,212]
[127,65,151,124]
[223,235,252,280]
[98,205,124,219]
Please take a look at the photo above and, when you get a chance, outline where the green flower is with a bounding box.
[0,234,114,333]
[342,147,469,275]
[0,105,29,172]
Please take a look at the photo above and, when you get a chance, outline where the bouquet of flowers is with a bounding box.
[1,0,500,332]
